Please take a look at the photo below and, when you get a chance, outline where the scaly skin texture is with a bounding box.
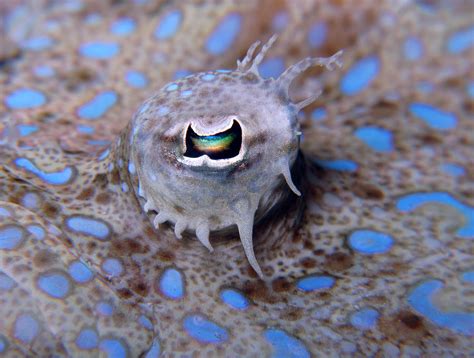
[0,0,473,357]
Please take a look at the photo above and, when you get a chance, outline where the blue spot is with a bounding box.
[144,338,161,358]
[159,268,184,299]
[15,157,74,185]
[34,65,55,77]
[314,159,358,172]
[21,193,39,209]
[0,226,25,250]
[96,301,114,316]
[110,17,136,35]
[461,271,474,283]
[403,36,423,60]
[0,335,6,352]
[397,192,474,238]
[139,315,153,330]
[128,162,136,174]
[0,208,10,217]
[17,124,39,137]
[0,272,16,291]
[173,69,192,79]
[157,106,170,116]
[220,289,249,310]
[78,91,117,120]
[99,148,110,161]
[22,192,39,209]
[76,329,99,350]
[37,272,70,298]
[5,89,46,109]
[66,216,110,240]
[409,103,457,130]
[259,58,285,79]
[272,11,289,31]
[166,83,178,92]
[350,308,379,330]
[307,22,327,49]
[102,258,123,277]
[154,10,182,39]
[99,339,128,358]
[21,36,54,51]
[408,280,474,335]
[297,275,335,292]
[88,139,110,147]
[340,55,380,96]
[354,126,393,152]
[181,90,193,98]
[348,230,393,254]
[201,73,216,81]
[205,13,241,55]
[264,328,310,358]
[27,225,45,240]
[183,315,228,344]
[440,163,465,177]
[77,125,95,134]
[446,26,474,54]
[125,71,148,88]
[79,42,119,59]
[467,82,474,98]
[69,260,94,283]
[311,108,327,121]
[14,314,39,343]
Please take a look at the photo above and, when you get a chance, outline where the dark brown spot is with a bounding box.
[33,249,57,268]
[131,281,149,297]
[325,252,353,271]
[281,307,303,321]
[156,249,175,262]
[93,173,109,187]
[241,73,259,84]
[86,241,98,252]
[399,312,423,329]
[272,277,292,293]
[109,169,120,185]
[42,202,59,218]
[116,288,133,299]
[95,192,111,204]
[380,310,429,342]
[300,257,317,269]
[353,183,384,200]
[242,281,278,303]
[125,239,144,253]
[76,187,95,200]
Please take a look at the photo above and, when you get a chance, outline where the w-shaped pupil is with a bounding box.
[184,121,242,160]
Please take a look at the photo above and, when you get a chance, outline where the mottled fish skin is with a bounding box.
[1,0,473,357]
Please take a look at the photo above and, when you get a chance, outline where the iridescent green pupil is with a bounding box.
[191,132,236,153]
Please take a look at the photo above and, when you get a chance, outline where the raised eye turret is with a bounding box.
[130,35,342,278]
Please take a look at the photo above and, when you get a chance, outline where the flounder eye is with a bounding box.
[184,120,242,160]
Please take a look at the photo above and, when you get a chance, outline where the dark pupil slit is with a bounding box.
[184,120,242,160]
